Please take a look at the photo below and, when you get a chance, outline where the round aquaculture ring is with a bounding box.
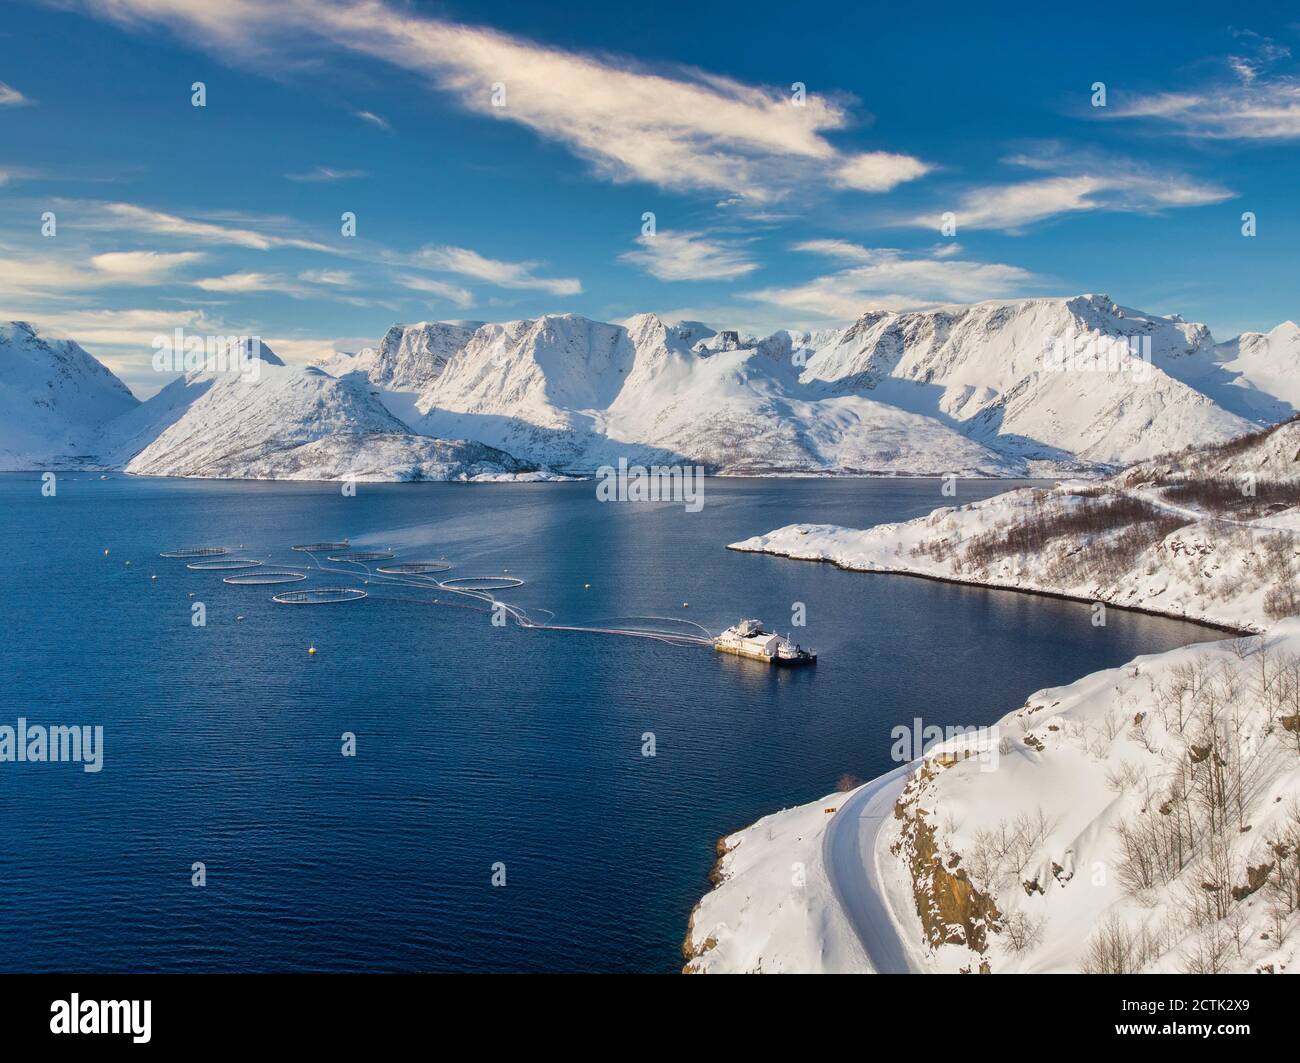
[186,559,264,571]
[375,561,452,574]
[272,587,368,604]
[292,541,350,553]
[160,545,228,559]
[327,550,395,563]
[222,570,308,586]
[438,576,525,591]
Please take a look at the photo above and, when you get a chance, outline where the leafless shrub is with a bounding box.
[1182,923,1233,974]
[1081,915,1139,974]
[1000,910,1045,954]
[1106,760,1143,793]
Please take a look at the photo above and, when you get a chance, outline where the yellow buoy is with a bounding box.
[308,645,317,656]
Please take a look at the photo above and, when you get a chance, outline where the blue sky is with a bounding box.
[2,0,1299,394]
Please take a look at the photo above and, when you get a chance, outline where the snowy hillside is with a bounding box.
[690,419,1300,973]
[114,352,539,481]
[0,321,138,468]
[731,419,1300,633]
[799,295,1255,466]
[1213,322,1300,422]
[687,621,1300,974]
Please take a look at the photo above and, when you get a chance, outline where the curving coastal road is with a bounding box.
[822,762,921,974]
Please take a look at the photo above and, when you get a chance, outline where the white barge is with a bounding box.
[714,619,817,666]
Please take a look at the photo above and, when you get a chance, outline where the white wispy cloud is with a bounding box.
[1113,79,1300,140]
[77,0,930,204]
[790,239,874,263]
[1108,34,1300,139]
[193,271,310,296]
[901,154,1232,233]
[833,152,931,193]
[3,306,217,346]
[0,81,32,107]
[749,245,1040,319]
[353,109,391,131]
[0,247,204,296]
[409,245,580,297]
[92,202,333,252]
[620,230,758,282]
[393,273,475,308]
[284,166,369,182]
[90,250,205,278]
[299,269,355,286]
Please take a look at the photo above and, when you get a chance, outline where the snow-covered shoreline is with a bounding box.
[687,620,1300,974]
[728,478,1297,633]
[729,517,1258,634]
[694,423,1300,973]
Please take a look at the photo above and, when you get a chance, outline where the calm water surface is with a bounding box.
[0,474,1224,972]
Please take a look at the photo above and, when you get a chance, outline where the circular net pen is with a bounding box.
[272,587,368,605]
[327,550,395,563]
[292,541,350,553]
[375,561,451,574]
[223,570,307,586]
[187,559,264,571]
[439,576,525,591]
[160,546,228,559]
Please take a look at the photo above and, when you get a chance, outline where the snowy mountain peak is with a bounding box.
[364,320,476,390]
[0,319,139,468]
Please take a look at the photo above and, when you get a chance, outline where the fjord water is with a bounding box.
[0,474,1223,973]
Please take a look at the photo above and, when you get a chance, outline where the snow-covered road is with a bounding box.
[822,762,921,974]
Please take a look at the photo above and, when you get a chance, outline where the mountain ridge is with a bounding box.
[2,294,1295,478]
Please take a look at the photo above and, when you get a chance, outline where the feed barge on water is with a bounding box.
[713,619,816,666]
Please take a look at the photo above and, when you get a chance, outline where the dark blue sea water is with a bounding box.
[0,474,1224,972]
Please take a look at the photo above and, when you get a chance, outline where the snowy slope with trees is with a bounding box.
[731,419,1300,633]
[687,622,1300,974]
[689,419,1300,973]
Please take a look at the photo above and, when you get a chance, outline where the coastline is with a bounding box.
[725,543,1257,635]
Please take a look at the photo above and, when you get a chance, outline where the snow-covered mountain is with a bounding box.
[799,295,1256,467]
[2,294,1297,479]
[102,346,536,480]
[0,321,139,468]
[334,296,1281,476]
[1212,321,1300,421]
[386,311,1018,475]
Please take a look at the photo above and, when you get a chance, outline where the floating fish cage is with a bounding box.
[375,561,452,574]
[439,576,525,591]
[292,541,350,553]
[160,545,228,559]
[327,551,395,563]
[272,587,368,605]
[222,570,308,586]
[186,559,264,571]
